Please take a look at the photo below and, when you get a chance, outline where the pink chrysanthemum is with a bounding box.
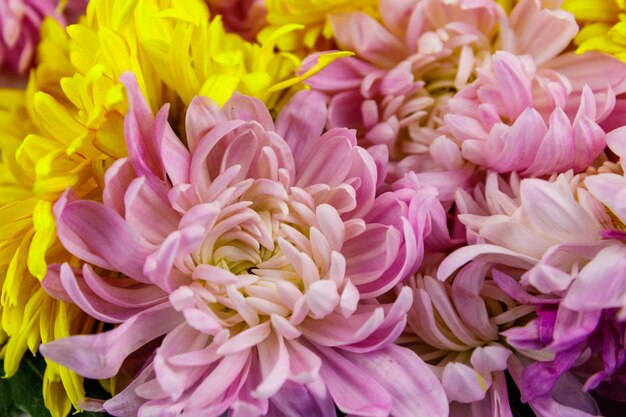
[442,50,615,176]
[0,0,64,74]
[437,157,626,410]
[302,0,626,190]
[401,258,520,416]
[39,72,449,417]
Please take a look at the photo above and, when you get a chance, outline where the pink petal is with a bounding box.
[224,93,274,131]
[585,173,626,223]
[295,129,356,188]
[276,90,327,167]
[185,95,228,153]
[313,345,392,417]
[124,176,179,244]
[103,158,135,216]
[304,54,375,92]
[470,345,512,375]
[156,105,190,185]
[185,350,252,410]
[442,362,488,403]
[39,303,182,379]
[284,339,321,383]
[54,192,153,282]
[329,13,407,67]
[268,380,336,417]
[343,224,402,285]
[56,263,147,323]
[120,72,165,179]
[254,332,290,398]
[341,345,448,417]
[509,0,578,66]
[563,246,626,311]
[437,245,537,281]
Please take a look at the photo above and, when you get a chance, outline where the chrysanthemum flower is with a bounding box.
[39,73,449,417]
[0,0,346,414]
[0,0,64,74]
[437,160,626,411]
[399,263,603,416]
[304,0,499,187]
[441,51,615,176]
[304,0,626,188]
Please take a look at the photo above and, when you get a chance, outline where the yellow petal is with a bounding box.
[27,201,55,280]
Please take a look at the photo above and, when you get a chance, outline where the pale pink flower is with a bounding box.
[437,166,626,409]
[206,0,266,41]
[0,0,64,74]
[399,264,522,417]
[442,51,615,176]
[39,72,448,417]
[304,0,498,193]
[302,0,626,188]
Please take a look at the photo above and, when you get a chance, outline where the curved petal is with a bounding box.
[313,345,392,417]
[40,303,182,379]
[341,344,448,417]
[437,244,537,281]
[329,12,407,67]
[276,90,327,166]
[120,72,164,179]
[54,192,153,282]
[269,380,335,417]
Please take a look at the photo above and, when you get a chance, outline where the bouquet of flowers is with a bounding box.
[1,0,625,416]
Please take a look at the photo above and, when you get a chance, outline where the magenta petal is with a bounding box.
[550,307,601,351]
[508,355,600,417]
[39,303,182,379]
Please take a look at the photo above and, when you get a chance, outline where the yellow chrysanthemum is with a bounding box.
[261,0,379,53]
[562,0,626,61]
[0,1,349,416]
